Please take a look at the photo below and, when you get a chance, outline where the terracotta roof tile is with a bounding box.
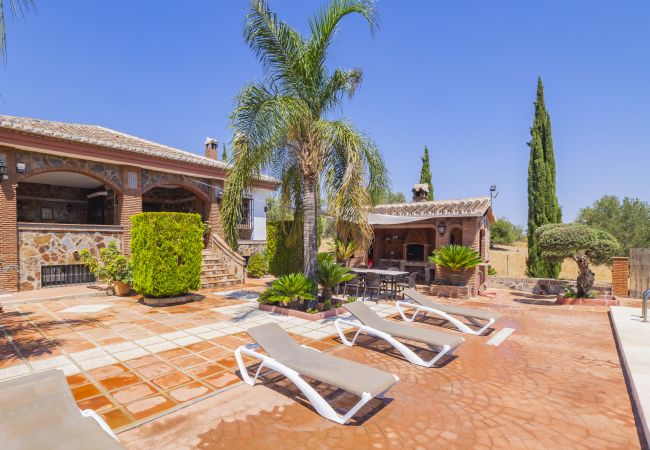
[371,197,492,218]
[0,115,279,184]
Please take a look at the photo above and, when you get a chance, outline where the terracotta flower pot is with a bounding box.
[113,280,131,296]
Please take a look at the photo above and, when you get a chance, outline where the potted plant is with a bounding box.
[79,242,133,296]
[317,253,355,310]
[428,244,483,285]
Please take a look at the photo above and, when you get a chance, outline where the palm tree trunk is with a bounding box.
[303,176,319,282]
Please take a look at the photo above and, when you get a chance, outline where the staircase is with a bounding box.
[200,234,247,289]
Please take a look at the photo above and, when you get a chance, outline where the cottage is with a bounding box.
[367,184,495,297]
[0,115,278,292]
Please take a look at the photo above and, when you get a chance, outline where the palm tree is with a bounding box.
[0,0,36,58]
[222,0,388,282]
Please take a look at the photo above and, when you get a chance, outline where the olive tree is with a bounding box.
[536,223,619,297]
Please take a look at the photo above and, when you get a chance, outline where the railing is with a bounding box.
[643,289,650,322]
[210,233,246,283]
[237,199,254,229]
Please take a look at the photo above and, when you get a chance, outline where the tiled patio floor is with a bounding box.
[119,290,644,449]
[0,285,396,432]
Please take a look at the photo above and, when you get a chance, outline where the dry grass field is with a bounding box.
[489,241,612,282]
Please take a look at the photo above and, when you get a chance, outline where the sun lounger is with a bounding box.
[0,369,123,450]
[336,301,465,368]
[398,288,500,335]
[234,323,399,424]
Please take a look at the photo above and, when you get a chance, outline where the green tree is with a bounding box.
[0,0,36,58]
[222,0,388,282]
[527,77,561,278]
[576,195,650,255]
[537,223,619,297]
[222,142,228,162]
[491,217,525,246]
[374,190,406,205]
[419,146,433,200]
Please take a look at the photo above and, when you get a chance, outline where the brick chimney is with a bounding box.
[412,183,429,202]
[204,137,219,160]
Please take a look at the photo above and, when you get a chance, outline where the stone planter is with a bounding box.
[259,303,345,321]
[142,293,202,307]
[429,284,471,300]
[555,295,620,306]
[113,281,131,297]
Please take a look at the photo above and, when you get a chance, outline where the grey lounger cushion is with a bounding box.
[247,323,397,398]
[0,370,124,450]
[344,301,465,350]
[403,288,501,321]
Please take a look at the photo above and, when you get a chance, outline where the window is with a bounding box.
[41,207,53,221]
[239,198,253,229]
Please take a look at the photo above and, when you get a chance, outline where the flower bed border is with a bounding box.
[142,293,202,307]
[429,284,471,300]
[555,295,620,306]
[259,303,345,321]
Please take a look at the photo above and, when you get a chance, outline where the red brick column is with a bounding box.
[0,148,19,292]
[206,180,224,240]
[119,167,142,256]
[611,257,629,298]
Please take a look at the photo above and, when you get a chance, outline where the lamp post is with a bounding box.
[490,184,498,204]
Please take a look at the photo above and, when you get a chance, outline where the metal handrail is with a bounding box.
[643,289,650,322]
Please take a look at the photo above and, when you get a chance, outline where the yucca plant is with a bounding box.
[428,245,483,272]
[318,257,355,308]
[259,272,315,307]
[332,239,356,265]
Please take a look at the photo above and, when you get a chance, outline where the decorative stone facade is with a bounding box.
[489,275,612,295]
[237,240,267,258]
[15,149,123,190]
[141,169,210,199]
[18,224,123,290]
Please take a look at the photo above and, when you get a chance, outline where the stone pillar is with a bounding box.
[0,148,19,292]
[611,257,629,298]
[119,167,142,256]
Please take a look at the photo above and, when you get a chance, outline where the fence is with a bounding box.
[630,248,650,298]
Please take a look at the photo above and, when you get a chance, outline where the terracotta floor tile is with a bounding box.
[199,347,230,361]
[97,337,127,346]
[184,341,215,353]
[71,383,102,401]
[66,342,97,352]
[158,347,191,360]
[215,356,239,369]
[66,373,90,387]
[101,408,132,430]
[203,372,240,390]
[77,395,115,413]
[87,363,128,380]
[112,382,158,405]
[100,372,143,391]
[125,395,177,420]
[152,372,192,390]
[172,354,208,368]
[187,363,225,380]
[136,362,175,379]
[124,354,161,369]
[168,381,210,403]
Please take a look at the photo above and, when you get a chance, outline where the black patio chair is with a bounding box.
[363,273,387,301]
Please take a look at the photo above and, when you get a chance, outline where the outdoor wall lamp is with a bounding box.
[437,222,447,235]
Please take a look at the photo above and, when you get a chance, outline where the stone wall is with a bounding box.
[237,240,267,258]
[489,275,612,295]
[18,224,123,290]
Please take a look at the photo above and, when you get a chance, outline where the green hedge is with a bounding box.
[131,212,204,298]
[246,252,268,278]
[266,220,303,276]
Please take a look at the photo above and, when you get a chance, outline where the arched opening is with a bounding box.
[449,227,463,246]
[142,186,207,220]
[17,171,119,225]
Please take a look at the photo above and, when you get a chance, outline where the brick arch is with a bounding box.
[17,167,123,194]
[141,181,210,204]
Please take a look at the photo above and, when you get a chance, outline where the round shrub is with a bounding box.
[247,252,268,278]
[131,212,204,298]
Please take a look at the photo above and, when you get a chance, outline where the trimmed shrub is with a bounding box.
[247,252,268,278]
[267,220,303,276]
[131,212,204,298]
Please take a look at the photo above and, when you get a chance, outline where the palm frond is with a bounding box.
[0,0,36,59]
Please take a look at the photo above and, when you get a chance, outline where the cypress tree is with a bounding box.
[527,77,562,278]
[419,146,434,200]
[222,142,228,162]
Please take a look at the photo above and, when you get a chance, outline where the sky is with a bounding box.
[0,0,648,226]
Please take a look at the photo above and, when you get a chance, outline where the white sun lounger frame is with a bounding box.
[395,300,495,335]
